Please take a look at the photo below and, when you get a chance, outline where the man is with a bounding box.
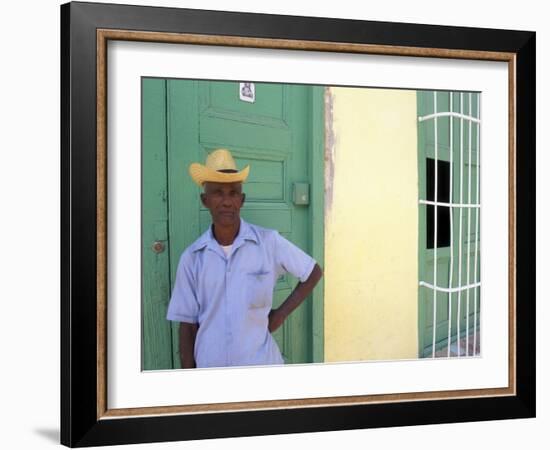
[166,148,323,369]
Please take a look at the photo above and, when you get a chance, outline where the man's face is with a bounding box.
[201,181,245,227]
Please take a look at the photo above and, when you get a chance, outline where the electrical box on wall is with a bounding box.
[293,182,310,206]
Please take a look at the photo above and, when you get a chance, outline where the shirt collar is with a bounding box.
[190,217,258,253]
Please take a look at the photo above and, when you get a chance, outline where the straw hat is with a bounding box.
[189,149,250,186]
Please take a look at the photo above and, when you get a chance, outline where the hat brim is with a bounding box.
[189,163,250,187]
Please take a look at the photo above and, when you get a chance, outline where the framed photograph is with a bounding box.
[60,1,535,447]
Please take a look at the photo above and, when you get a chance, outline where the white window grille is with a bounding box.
[418,91,481,358]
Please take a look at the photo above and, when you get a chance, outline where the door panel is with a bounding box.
[203,82,286,123]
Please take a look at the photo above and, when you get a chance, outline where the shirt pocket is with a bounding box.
[245,270,272,309]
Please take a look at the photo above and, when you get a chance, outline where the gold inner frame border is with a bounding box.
[95,28,517,420]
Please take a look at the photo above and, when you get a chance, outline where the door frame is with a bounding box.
[310,86,325,363]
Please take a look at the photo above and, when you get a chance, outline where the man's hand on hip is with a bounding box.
[268,264,323,334]
[268,308,285,333]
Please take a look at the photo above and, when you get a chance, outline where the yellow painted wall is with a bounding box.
[324,87,419,362]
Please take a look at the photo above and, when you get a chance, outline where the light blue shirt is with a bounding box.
[166,218,316,368]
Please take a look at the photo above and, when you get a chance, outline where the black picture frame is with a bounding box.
[60,1,535,447]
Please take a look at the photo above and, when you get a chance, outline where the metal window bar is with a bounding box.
[457,92,464,357]
[466,93,473,356]
[432,91,439,358]
[447,92,454,357]
[473,94,481,355]
[419,200,480,208]
[420,281,481,293]
[418,111,481,124]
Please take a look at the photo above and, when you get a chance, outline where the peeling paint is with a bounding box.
[324,87,336,220]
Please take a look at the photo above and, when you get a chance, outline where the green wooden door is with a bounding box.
[417,90,481,358]
[142,78,324,369]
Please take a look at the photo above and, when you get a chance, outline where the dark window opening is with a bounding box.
[426,158,451,249]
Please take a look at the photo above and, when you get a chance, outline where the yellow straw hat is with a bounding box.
[189,148,250,187]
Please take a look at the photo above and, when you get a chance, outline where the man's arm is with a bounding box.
[268,263,323,333]
[179,322,199,368]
